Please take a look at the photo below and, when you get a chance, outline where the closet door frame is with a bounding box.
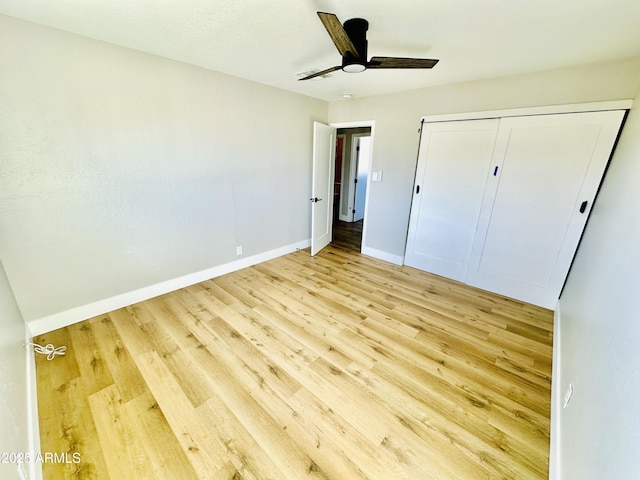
[418,100,632,124]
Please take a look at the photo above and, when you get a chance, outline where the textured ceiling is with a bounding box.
[1,0,639,101]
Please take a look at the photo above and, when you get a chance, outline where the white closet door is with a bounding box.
[405,119,499,281]
[466,110,625,308]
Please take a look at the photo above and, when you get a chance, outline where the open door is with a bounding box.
[311,122,336,256]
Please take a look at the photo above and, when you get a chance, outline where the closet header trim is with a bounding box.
[421,100,633,124]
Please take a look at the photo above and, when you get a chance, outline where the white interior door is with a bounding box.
[466,110,626,308]
[404,119,500,281]
[311,122,336,256]
[353,136,371,222]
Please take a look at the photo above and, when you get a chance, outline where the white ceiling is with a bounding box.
[1,0,639,102]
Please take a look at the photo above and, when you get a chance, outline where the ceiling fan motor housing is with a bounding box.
[342,18,368,72]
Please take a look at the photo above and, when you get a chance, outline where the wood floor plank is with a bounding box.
[200,316,375,479]
[148,297,330,479]
[362,312,551,417]
[88,384,155,479]
[35,239,553,479]
[87,315,147,403]
[287,388,401,480]
[132,350,231,478]
[124,391,201,479]
[343,361,537,479]
[33,329,109,479]
[38,375,110,480]
[250,289,379,370]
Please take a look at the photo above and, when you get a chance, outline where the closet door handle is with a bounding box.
[579,200,588,214]
[416,185,420,194]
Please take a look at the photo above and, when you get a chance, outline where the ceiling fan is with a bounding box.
[299,12,439,81]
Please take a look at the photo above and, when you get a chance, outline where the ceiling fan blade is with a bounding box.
[367,56,439,69]
[298,65,342,81]
[317,12,360,58]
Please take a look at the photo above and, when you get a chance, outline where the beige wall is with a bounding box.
[0,15,326,322]
[557,83,640,478]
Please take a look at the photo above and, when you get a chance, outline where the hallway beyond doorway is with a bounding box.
[332,219,363,252]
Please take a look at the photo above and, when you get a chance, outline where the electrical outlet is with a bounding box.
[563,383,574,408]
[236,246,243,256]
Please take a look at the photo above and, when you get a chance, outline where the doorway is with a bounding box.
[333,126,372,252]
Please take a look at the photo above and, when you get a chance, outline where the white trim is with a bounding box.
[421,100,633,123]
[360,124,374,257]
[549,301,562,480]
[344,133,372,223]
[336,134,350,222]
[330,120,375,129]
[344,135,359,221]
[27,239,310,336]
[361,246,403,266]
[25,327,42,480]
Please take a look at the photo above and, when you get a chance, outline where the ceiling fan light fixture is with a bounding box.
[298,12,439,82]
[342,63,366,73]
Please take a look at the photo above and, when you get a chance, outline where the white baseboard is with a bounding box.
[27,239,310,337]
[361,245,404,266]
[549,301,562,480]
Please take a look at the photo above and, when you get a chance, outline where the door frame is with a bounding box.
[330,121,375,253]
[335,134,347,221]
[349,133,371,222]
[340,132,371,222]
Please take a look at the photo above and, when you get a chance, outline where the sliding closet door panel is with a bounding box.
[467,110,625,308]
[405,119,499,280]
[480,122,600,285]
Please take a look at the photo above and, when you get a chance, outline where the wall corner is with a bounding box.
[549,300,562,480]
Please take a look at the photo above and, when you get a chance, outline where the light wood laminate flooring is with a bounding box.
[34,243,553,479]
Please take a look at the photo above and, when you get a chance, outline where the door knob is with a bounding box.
[310,197,323,203]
